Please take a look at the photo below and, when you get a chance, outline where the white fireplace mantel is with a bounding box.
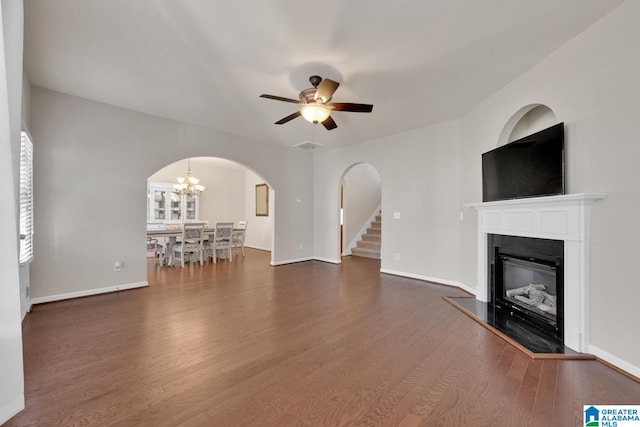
[465,193,606,353]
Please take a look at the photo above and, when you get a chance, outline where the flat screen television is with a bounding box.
[482,122,564,202]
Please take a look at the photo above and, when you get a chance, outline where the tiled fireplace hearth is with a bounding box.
[467,193,606,353]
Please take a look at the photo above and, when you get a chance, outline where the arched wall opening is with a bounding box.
[338,163,381,259]
[146,156,275,267]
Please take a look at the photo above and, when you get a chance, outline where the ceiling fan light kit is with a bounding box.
[260,75,373,131]
[300,103,331,124]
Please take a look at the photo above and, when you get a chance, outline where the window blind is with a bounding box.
[19,130,34,264]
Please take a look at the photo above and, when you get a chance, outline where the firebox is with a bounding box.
[488,234,564,343]
[495,252,563,339]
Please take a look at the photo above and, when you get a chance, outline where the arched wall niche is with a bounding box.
[497,104,559,147]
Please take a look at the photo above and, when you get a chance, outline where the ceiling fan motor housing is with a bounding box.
[300,75,331,104]
[299,88,319,104]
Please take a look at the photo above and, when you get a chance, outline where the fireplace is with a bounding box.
[489,234,564,341]
[466,193,606,353]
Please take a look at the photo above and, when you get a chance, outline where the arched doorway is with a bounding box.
[339,163,381,259]
[146,156,275,269]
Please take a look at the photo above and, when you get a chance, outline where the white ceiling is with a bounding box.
[23,0,624,150]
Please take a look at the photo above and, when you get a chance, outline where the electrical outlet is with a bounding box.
[113,261,122,272]
[394,252,400,261]
[299,243,303,250]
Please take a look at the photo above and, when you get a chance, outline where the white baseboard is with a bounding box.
[313,257,341,264]
[380,268,476,295]
[0,394,24,425]
[272,256,341,266]
[244,244,271,252]
[30,281,148,305]
[589,344,640,379]
[271,257,314,266]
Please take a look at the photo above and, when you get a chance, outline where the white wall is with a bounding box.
[314,120,462,287]
[0,0,25,423]
[21,71,29,126]
[458,1,640,374]
[342,163,381,252]
[29,87,314,301]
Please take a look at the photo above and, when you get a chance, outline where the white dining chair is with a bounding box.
[147,237,166,266]
[208,222,233,263]
[232,220,248,257]
[172,222,206,267]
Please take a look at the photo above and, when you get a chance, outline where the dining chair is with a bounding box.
[172,222,206,267]
[208,222,233,263]
[147,237,166,266]
[150,238,170,266]
[147,237,158,257]
[232,220,248,257]
[156,243,170,266]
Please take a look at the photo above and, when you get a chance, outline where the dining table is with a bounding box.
[147,227,242,266]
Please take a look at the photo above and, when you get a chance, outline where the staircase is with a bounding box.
[351,212,381,259]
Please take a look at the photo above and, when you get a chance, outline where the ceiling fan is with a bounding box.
[260,75,373,130]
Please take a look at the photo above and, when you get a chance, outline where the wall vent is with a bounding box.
[292,140,323,150]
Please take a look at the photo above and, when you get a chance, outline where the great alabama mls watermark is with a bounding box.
[585,406,640,427]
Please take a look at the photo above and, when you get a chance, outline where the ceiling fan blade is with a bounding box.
[260,94,301,104]
[314,78,340,104]
[275,111,301,125]
[321,115,337,130]
[331,102,374,113]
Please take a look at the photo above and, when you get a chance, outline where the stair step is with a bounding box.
[362,233,381,242]
[357,240,381,250]
[351,247,381,259]
[350,210,382,260]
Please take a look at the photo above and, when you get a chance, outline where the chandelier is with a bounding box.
[173,159,205,197]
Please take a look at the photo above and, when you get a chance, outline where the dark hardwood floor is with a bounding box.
[6,248,639,426]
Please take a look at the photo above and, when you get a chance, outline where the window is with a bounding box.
[19,130,34,264]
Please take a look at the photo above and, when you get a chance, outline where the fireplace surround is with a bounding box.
[466,193,606,353]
